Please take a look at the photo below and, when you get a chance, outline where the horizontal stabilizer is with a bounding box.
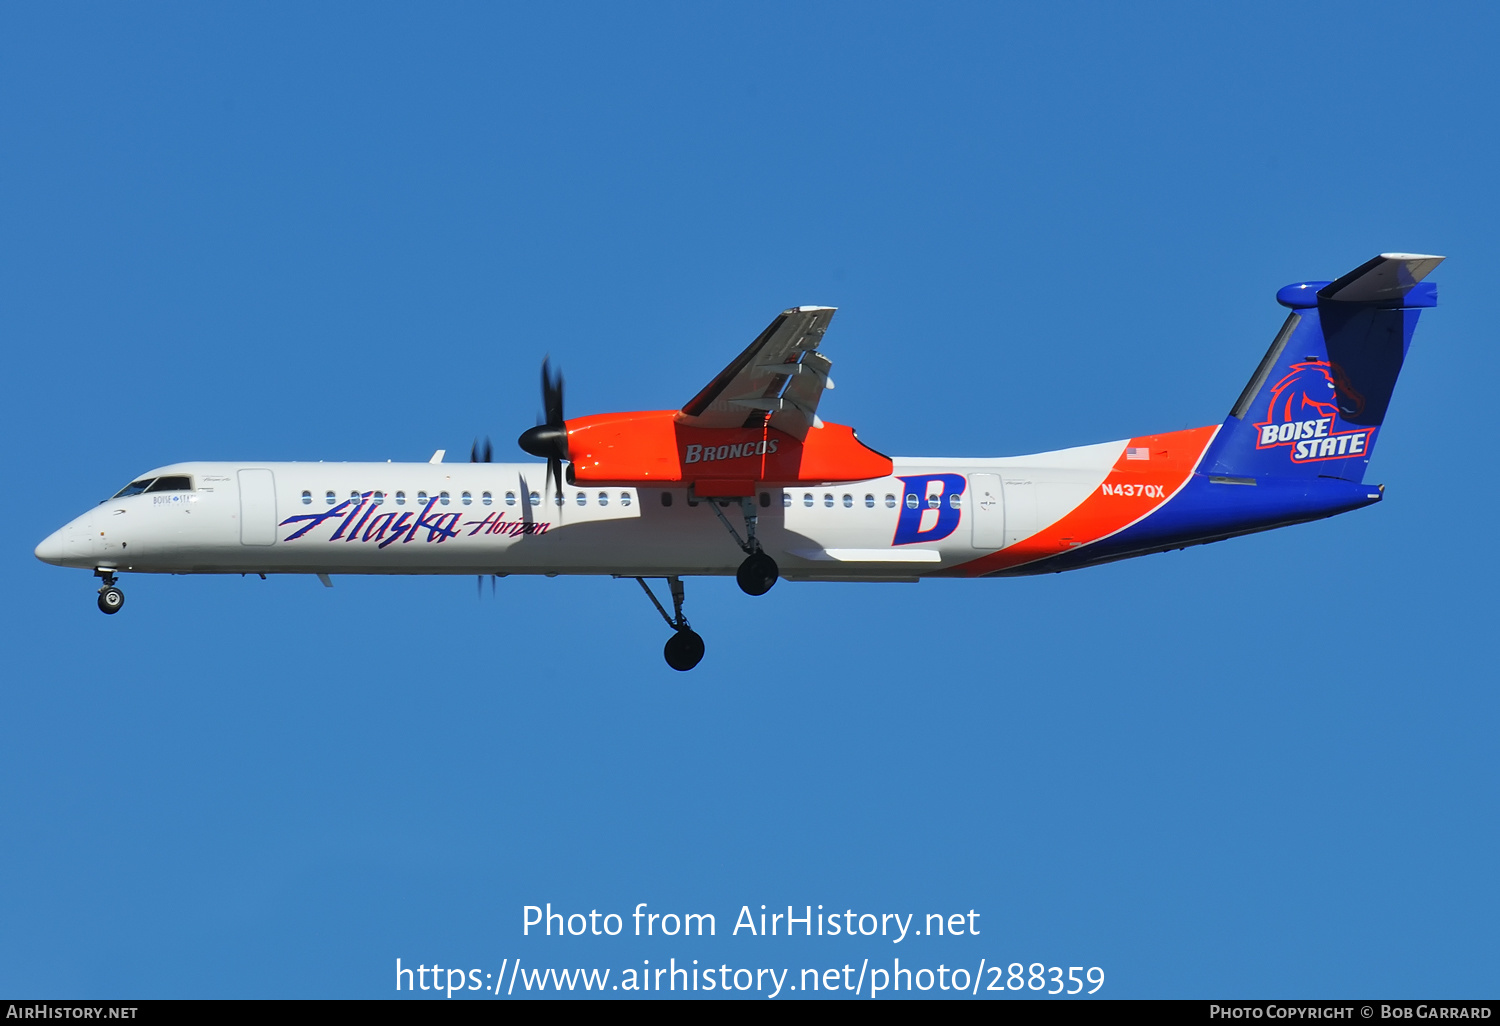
[1319,253,1444,303]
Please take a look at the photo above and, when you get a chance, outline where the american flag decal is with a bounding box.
[1125,446,1150,461]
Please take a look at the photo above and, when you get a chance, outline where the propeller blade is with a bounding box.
[518,473,534,526]
[519,359,569,502]
[547,455,564,507]
[541,357,565,428]
[482,437,493,463]
[477,574,482,598]
[470,438,479,463]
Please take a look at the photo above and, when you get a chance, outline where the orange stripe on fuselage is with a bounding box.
[936,424,1219,578]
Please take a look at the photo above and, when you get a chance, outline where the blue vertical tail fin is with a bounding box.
[1202,253,1443,483]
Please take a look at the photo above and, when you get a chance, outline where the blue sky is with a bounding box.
[3,2,1496,999]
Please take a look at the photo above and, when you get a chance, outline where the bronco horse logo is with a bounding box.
[1254,358,1373,464]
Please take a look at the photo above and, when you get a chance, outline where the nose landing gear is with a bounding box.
[634,576,705,671]
[95,569,124,615]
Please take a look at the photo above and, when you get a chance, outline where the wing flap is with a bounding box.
[679,306,836,439]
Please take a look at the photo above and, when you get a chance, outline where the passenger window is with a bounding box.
[905,494,919,509]
[576,492,586,506]
[598,492,609,506]
[351,491,361,504]
[111,479,155,498]
[144,476,192,492]
[927,494,940,509]
[326,491,336,505]
[948,493,961,509]
[760,492,771,508]
[301,491,312,505]
[842,494,852,508]
[661,492,673,507]
[865,494,874,508]
[440,491,450,505]
[462,491,472,505]
[373,491,384,505]
[783,493,791,508]
[482,491,492,505]
[529,491,540,506]
[396,490,406,505]
[505,491,516,506]
[620,492,632,507]
[886,494,897,508]
[418,491,429,504]
[803,493,813,507]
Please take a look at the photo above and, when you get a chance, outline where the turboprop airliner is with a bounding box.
[35,253,1441,670]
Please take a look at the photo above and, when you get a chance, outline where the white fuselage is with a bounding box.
[36,441,1128,582]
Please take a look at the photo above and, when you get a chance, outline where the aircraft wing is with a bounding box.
[678,306,836,440]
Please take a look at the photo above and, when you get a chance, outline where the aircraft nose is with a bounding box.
[35,528,68,566]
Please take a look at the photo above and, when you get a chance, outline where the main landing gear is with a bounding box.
[95,569,124,615]
[707,496,779,596]
[634,576,705,671]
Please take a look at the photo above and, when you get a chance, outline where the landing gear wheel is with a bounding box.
[707,496,778,596]
[663,629,705,671]
[97,586,124,615]
[736,551,779,596]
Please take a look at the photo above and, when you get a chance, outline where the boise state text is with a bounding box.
[1253,358,1373,464]
[1255,417,1371,463]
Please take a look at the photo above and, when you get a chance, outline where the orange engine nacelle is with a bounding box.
[564,410,893,497]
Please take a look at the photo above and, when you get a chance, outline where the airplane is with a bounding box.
[35,253,1441,670]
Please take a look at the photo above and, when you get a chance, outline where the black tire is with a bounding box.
[736,551,778,596]
[663,629,705,671]
[97,587,124,615]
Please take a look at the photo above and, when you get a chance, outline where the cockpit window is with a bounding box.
[112,475,194,499]
[112,479,155,498]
